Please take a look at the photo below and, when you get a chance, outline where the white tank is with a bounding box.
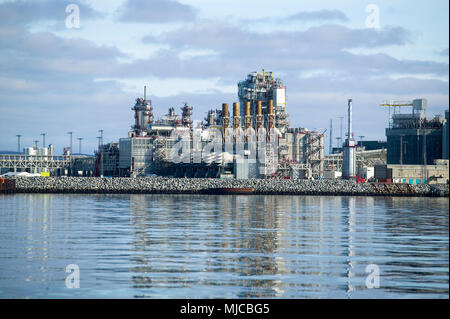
[25,147,36,155]
[38,148,48,156]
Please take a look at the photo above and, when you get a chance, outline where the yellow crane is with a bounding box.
[380,100,413,128]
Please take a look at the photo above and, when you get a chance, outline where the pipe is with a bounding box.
[268,99,274,115]
[256,100,263,131]
[222,103,228,119]
[233,102,239,117]
[267,99,274,131]
[233,102,240,129]
[222,103,230,138]
[245,101,251,117]
[245,101,251,129]
[348,99,352,139]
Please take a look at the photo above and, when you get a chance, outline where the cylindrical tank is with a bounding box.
[245,101,251,116]
[222,103,229,118]
[268,99,274,115]
[244,101,252,130]
[233,102,239,117]
[25,147,36,156]
[267,99,274,130]
[256,100,263,130]
[233,102,240,129]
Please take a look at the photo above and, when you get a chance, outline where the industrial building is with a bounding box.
[94,142,120,177]
[443,109,449,160]
[374,159,449,184]
[0,144,90,176]
[116,70,324,179]
[385,99,447,165]
[238,69,289,133]
[3,73,447,182]
[357,140,387,151]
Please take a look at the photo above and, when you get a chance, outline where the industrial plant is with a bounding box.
[118,70,324,179]
[1,69,448,184]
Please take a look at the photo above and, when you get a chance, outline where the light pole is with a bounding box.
[16,134,22,153]
[336,137,342,149]
[98,129,103,146]
[329,119,333,154]
[41,133,46,149]
[359,135,365,148]
[77,137,83,155]
[67,132,73,154]
[97,136,104,177]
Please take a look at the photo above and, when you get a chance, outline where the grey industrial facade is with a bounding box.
[386,128,444,165]
[385,99,448,165]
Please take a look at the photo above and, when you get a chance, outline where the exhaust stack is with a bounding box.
[342,99,356,179]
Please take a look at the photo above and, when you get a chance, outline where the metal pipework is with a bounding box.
[244,101,251,129]
[268,99,274,115]
[255,100,263,130]
[222,103,230,137]
[233,102,240,129]
[267,99,274,130]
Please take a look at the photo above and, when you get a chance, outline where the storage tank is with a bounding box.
[48,144,54,156]
[24,147,36,156]
[38,148,48,156]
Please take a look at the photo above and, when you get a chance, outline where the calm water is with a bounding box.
[0,193,448,299]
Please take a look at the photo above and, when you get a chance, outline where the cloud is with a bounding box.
[117,0,196,23]
[137,21,445,80]
[287,9,349,22]
[287,75,449,95]
[0,0,101,26]
[437,48,449,56]
[0,3,447,152]
[144,22,411,52]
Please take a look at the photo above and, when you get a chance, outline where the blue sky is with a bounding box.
[0,0,448,154]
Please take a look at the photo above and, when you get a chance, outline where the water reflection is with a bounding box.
[0,194,447,298]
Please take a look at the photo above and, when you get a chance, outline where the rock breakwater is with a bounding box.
[13,177,449,197]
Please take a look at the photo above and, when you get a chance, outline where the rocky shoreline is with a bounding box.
[12,177,449,197]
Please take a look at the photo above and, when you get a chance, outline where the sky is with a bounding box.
[0,0,448,154]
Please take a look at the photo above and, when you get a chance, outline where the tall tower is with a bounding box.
[181,103,193,128]
[342,99,356,179]
[237,69,289,133]
[132,86,153,135]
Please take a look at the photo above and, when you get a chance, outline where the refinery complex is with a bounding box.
[1,70,449,184]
